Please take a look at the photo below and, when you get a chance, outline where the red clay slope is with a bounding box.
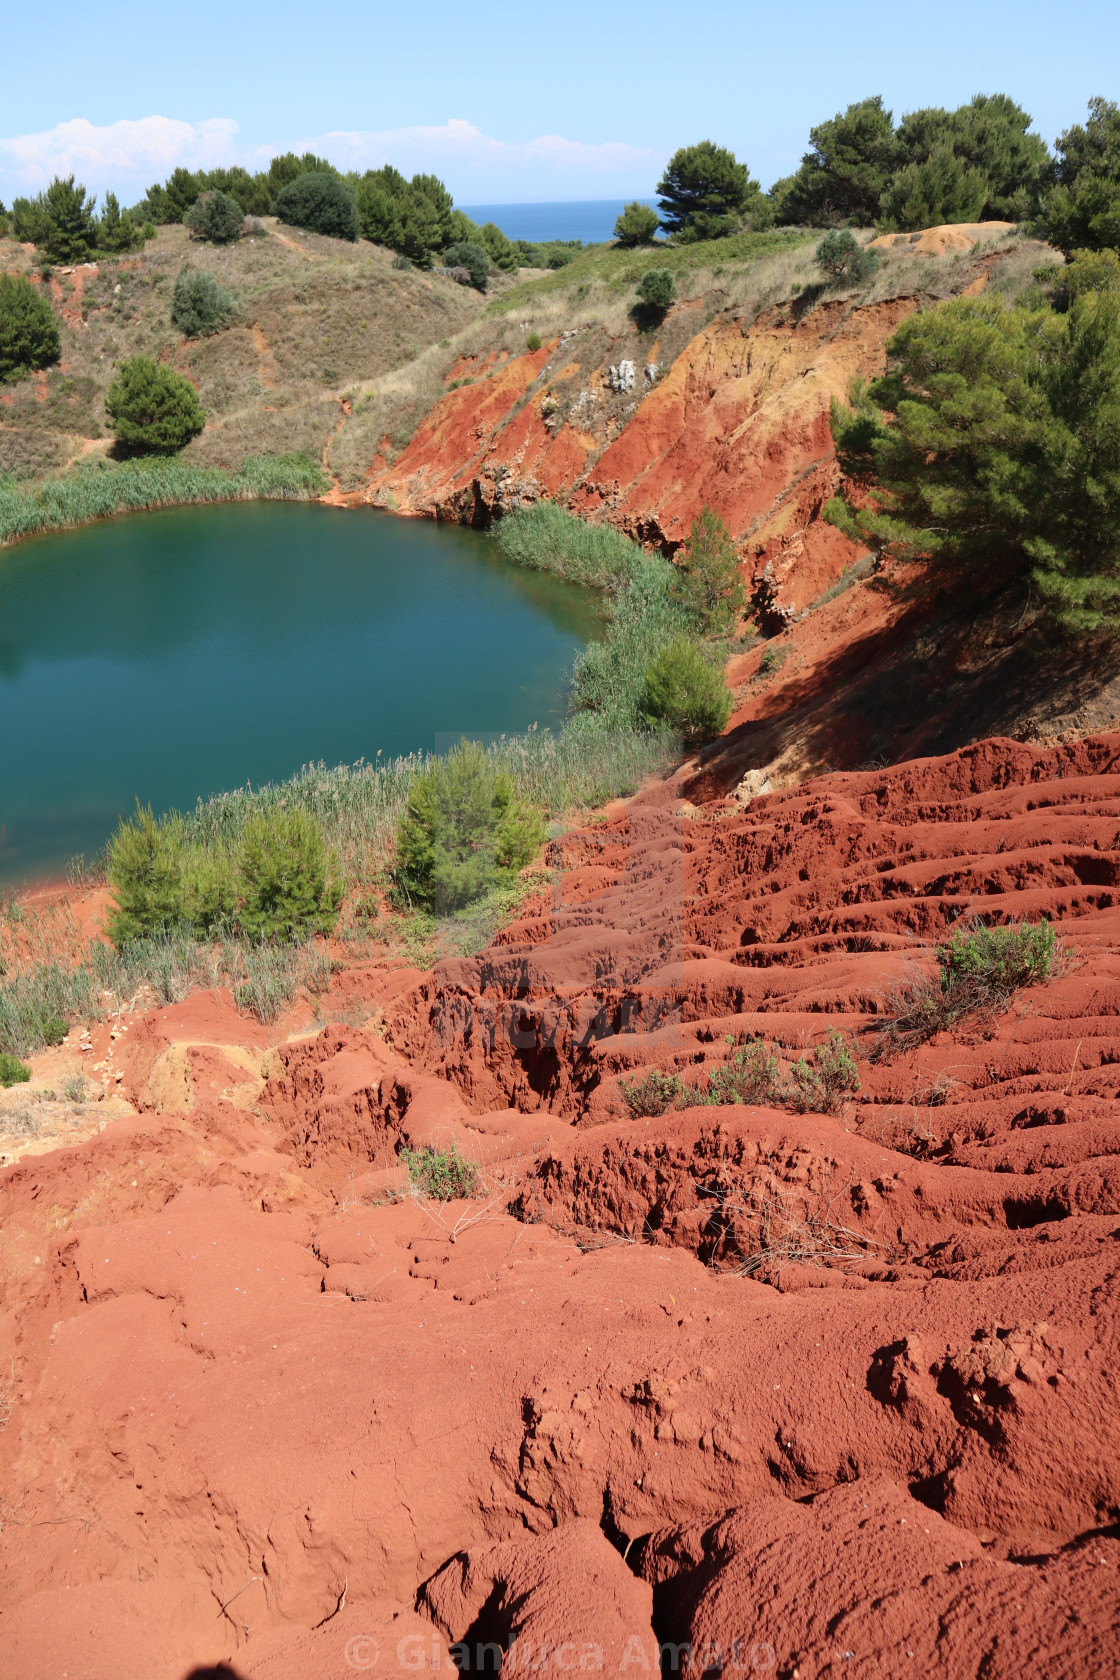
[356,297,920,614]
[1,734,1119,1677]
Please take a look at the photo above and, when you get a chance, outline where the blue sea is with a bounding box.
[459,199,660,246]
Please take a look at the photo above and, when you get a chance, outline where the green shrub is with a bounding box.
[0,1051,31,1087]
[442,240,491,290]
[494,500,641,590]
[277,171,359,241]
[401,1143,478,1200]
[641,637,732,744]
[570,553,689,729]
[394,741,546,912]
[695,1037,783,1106]
[615,201,660,246]
[236,809,342,940]
[619,1069,685,1117]
[526,331,542,352]
[171,269,236,337]
[141,221,156,241]
[874,917,1058,1057]
[180,845,238,934]
[183,189,243,245]
[939,918,1056,995]
[105,355,205,454]
[669,505,744,633]
[106,804,187,947]
[41,1014,68,1047]
[0,274,60,382]
[789,1030,861,1113]
[106,802,339,946]
[815,229,881,285]
[636,268,675,310]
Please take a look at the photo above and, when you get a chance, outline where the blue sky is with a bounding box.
[1,0,1117,205]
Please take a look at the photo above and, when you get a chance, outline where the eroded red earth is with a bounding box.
[2,735,1119,1677]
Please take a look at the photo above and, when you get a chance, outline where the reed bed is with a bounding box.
[0,453,328,548]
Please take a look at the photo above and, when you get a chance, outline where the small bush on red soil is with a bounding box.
[619,1070,685,1117]
[789,1029,862,1113]
[873,916,1058,1057]
[401,1144,478,1200]
[694,1036,783,1106]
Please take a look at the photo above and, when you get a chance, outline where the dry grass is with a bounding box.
[0,220,485,485]
[730,1181,886,1283]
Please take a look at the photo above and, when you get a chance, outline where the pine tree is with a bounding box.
[669,506,745,632]
[656,142,759,241]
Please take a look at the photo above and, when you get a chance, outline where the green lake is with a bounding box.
[0,501,601,884]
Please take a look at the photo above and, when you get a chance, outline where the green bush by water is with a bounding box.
[106,803,342,948]
[394,741,546,912]
[641,637,732,744]
[105,355,205,454]
[0,454,328,547]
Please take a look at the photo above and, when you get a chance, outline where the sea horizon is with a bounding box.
[459,197,659,245]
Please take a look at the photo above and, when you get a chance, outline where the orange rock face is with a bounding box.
[2,733,1119,1676]
[358,297,920,615]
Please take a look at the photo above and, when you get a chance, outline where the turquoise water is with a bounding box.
[0,501,601,884]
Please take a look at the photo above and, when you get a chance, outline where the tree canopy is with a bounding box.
[105,356,205,454]
[11,175,98,261]
[824,261,1120,634]
[1042,97,1120,255]
[656,141,763,240]
[275,172,359,241]
[774,92,1053,231]
[355,167,455,264]
[773,97,899,227]
[0,274,61,382]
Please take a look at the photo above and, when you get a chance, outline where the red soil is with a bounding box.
[355,298,921,616]
[2,733,1118,1675]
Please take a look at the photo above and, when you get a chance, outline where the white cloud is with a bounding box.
[298,119,661,198]
[0,117,244,200]
[0,115,660,205]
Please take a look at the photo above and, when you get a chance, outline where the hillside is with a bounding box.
[0,218,493,483]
